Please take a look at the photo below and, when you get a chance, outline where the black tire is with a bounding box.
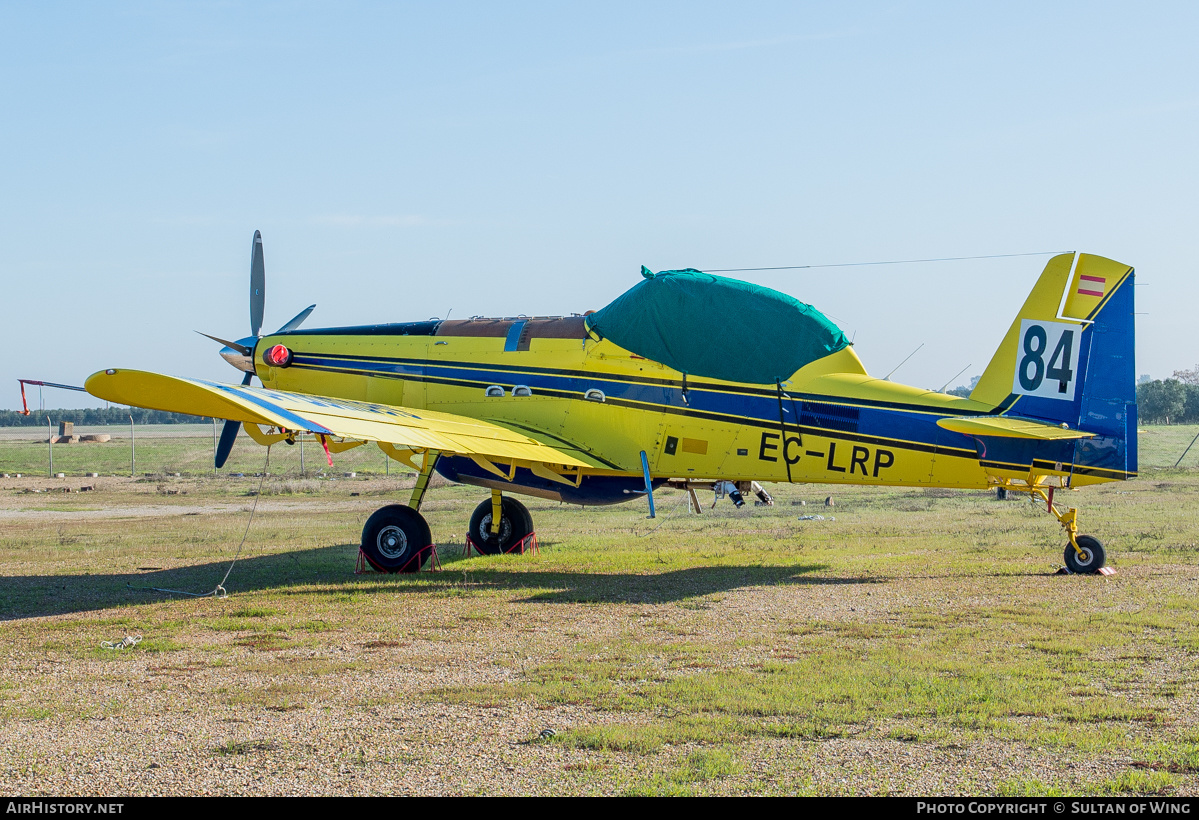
[361,504,432,573]
[1064,535,1106,574]
[468,497,534,555]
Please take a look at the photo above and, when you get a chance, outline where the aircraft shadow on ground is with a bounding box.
[0,543,877,619]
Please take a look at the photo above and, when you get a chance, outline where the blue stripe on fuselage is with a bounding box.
[285,353,966,456]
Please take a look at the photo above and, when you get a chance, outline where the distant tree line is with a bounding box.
[0,407,209,427]
[1138,379,1199,425]
[1137,365,1199,424]
[946,375,981,398]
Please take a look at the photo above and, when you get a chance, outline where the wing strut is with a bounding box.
[409,451,440,512]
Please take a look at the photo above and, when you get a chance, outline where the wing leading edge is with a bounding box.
[85,369,592,469]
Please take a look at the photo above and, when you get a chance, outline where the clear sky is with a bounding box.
[2,1,1196,410]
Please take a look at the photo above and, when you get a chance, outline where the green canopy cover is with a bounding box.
[586,267,850,385]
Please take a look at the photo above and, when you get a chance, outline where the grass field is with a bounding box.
[1,426,1197,795]
[0,424,408,477]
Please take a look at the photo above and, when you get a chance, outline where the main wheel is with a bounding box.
[361,505,432,573]
[1064,535,1106,574]
[468,497,534,555]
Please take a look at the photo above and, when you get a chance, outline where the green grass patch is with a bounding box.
[3,429,1199,794]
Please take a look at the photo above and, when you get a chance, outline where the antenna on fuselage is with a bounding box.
[937,363,972,394]
[883,343,924,381]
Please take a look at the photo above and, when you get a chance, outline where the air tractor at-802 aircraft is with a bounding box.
[86,233,1137,574]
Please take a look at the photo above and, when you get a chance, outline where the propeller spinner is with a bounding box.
[202,230,316,468]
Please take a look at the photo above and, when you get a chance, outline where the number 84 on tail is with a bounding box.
[1014,319,1080,401]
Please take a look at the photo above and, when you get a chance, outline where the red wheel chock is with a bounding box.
[462,532,538,558]
[355,544,441,574]
[1054,565,1116,576]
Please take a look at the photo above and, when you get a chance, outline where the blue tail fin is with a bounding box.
[1072,258,1137,478]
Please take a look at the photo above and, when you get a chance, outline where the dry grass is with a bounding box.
[0,428,1197,795]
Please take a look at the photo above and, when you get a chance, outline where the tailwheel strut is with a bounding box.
[1031,485,1107,574]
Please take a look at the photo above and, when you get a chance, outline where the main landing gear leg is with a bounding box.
[360,449,441,573]
[490,489,503,535]
[1030,485,1107,574]
[468,490,534,555]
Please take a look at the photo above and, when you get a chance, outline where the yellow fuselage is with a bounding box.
[253,324,1108,494]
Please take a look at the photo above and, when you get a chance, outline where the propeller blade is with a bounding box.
[214,371,253,468]
[274,304,316,334]
[250,230,265,338]
[195,331,252,357]
[215,419,242,469]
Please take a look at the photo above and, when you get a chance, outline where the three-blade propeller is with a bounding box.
[206,230,316,468]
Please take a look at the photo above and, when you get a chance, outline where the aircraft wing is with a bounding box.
[936,415,1096,440]
[481,418,624,471]
[85,369,592,468]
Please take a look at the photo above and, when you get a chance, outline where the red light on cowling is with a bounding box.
[264,344,292,367]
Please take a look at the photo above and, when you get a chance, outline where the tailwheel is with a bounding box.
[361,504,432,573]
[468,496,533,555]
[1032,486,1108,574]
[1064,535,1106,574]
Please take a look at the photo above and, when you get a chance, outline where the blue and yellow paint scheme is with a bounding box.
[84,252,1136,569]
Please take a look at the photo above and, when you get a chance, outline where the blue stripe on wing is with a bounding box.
[204,381,336,436]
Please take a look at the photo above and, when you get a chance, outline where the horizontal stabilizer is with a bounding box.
[85,369,591,468]
[936,415,1096,440]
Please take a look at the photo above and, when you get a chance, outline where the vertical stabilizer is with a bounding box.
[970,253,1136,478]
